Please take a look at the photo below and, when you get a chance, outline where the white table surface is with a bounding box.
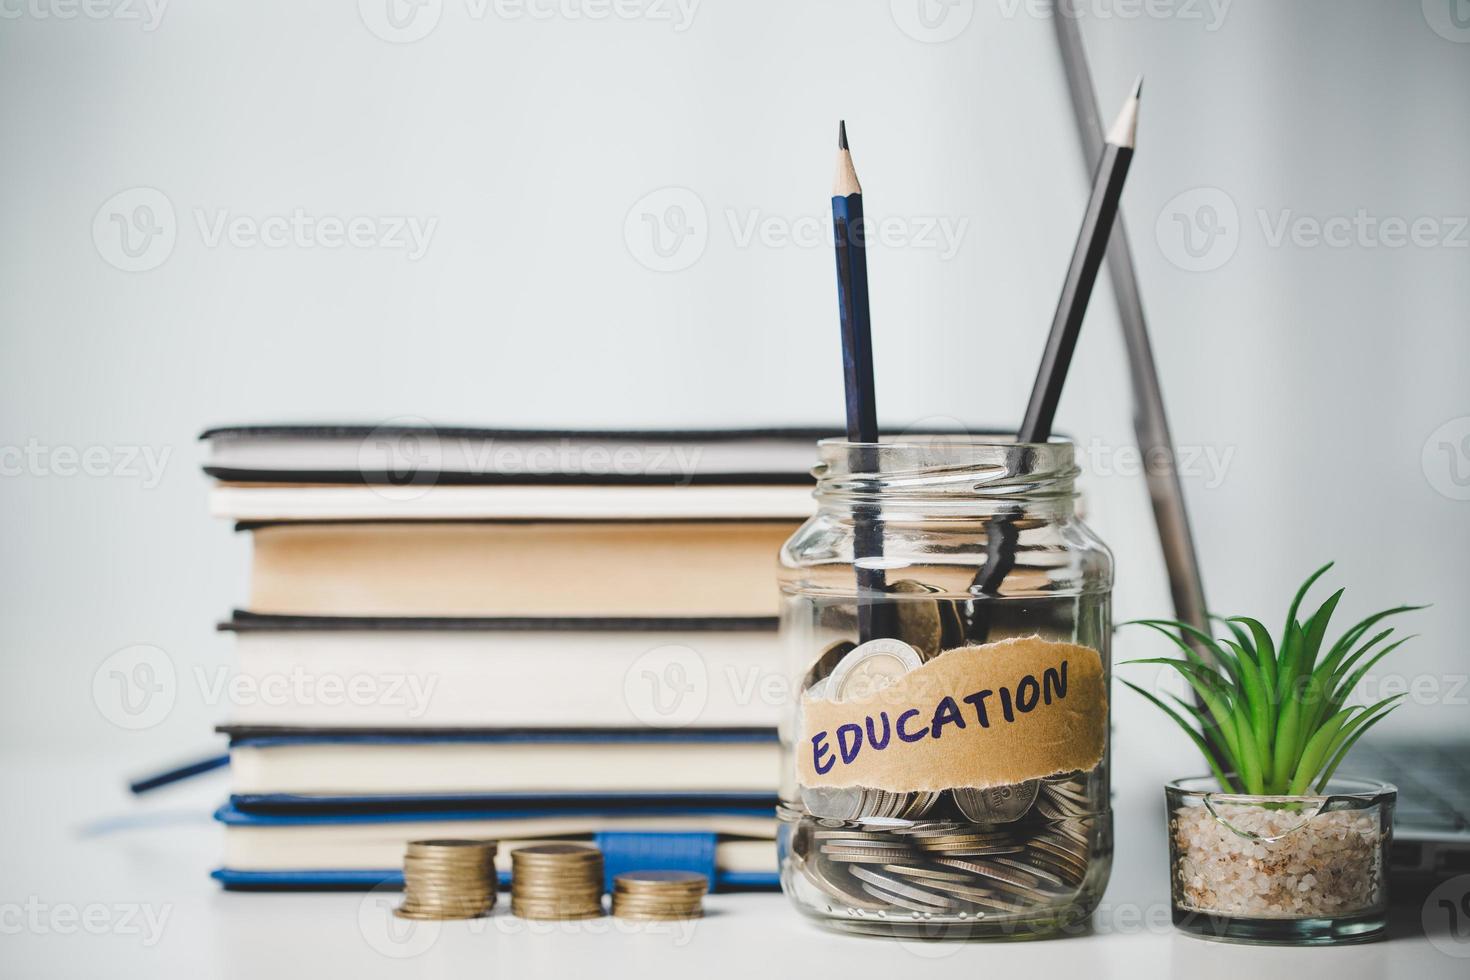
[4,754,1465,979]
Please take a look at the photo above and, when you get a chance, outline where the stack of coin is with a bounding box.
[510,843,604,920]
[610,871,708,920]
[396,839,498,920]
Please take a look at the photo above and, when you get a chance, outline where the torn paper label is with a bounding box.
[797,636,1107,792]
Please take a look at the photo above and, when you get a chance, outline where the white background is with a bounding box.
[1,1,1467,780]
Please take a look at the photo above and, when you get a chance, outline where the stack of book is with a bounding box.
[202,425,823,891]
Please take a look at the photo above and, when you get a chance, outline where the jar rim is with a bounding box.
[812,436,1079,501]
[817,434,1071,452]
[1165,775,1397,804]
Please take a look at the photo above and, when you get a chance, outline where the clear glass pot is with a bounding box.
[1166,776,1395,945]
[776,437,1113,939]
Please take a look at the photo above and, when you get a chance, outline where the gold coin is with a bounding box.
[888,580,944,658]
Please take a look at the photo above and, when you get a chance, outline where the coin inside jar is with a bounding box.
[887,579,945,659]
[951,779,1041,824]
[826,637,925,702]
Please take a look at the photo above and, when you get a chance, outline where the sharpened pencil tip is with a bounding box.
[838,120,848,151]
[1131,74,1143,99]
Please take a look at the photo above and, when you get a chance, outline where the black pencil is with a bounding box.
[1018,77,1141,443]
[1053,8,1210,658]
[831,121,886,642]
[970,81,1141,623]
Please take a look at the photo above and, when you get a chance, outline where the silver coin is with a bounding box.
[921,877,1028,909]
[848,866,957,908]
[881,864,974,884]
[1035,796,1075,821]
[794,855,889,912]
[898,791,940,820]
[908,829,1015,844]
[823,852,914,865]
[819,839,911,853]
[1030,836,1089,867]
[893,828,1011,846]
[858,882,951,914]
[827,637,925,702]
[813,829,894,842]
[951,779,1041,824]
[1019,847,1087,884]
[798,640,855,693]
[990,855,1070,888]
[802,786,862,820]
[861,789,891,820]
[1040,782,1090,812]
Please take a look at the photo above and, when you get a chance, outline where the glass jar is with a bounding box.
[1166,776,1395,945]
[776,436,1113,939]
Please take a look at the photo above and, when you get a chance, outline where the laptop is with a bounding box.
[1338,738,1470,892]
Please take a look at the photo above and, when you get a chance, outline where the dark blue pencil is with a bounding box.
[832,121,886,642]
[833,121,877,445]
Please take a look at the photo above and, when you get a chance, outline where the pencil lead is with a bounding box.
[1106,81,1141,148]
[838,120,849,151]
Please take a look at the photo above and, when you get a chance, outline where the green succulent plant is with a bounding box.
[1122,563,1424,796]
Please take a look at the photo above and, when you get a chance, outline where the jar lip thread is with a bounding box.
[816,435,1072,452]
[813,436,1079,505]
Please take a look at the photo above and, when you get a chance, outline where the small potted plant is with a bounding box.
[1124,563,1422,945]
